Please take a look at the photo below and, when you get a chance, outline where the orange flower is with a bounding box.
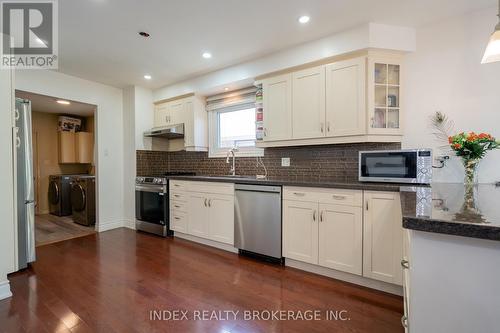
[478,133,492,140]
[448,136,453,144]
[453,143,462,149]
[467,132,478,142]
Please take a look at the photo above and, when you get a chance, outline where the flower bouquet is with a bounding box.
[448,132,500,184]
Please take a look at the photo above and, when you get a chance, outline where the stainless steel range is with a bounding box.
[135,172,195,237]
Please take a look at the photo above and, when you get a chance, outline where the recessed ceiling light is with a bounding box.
[224,87,229,91]
[144,74,152,80]
[202,52,212,59]
[56,100,70,105]
[298,15,310,24]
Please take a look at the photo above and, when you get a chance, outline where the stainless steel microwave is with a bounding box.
[359,149,432,184]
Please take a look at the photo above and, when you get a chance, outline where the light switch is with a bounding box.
[281,157,290,167]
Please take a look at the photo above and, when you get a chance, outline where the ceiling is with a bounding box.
[16,91,96,116]
[56,0,496,89]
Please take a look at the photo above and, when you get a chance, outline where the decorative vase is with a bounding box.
[462,158,480,185]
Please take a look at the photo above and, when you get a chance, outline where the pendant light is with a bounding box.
[482,0,500,64]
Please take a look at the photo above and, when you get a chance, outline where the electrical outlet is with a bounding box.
[281,157,290,167]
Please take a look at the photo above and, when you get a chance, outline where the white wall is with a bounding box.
[153,23,416,101]
[403,7,500,183]
[134,86,154,150]
[0,61,15,299]
[15,70,129,231]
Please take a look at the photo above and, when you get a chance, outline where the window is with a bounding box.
[218,107,256,148]
[208,102,263,158]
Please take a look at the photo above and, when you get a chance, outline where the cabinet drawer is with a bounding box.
[170,191,188,202]
[170,200,187,213]
[187,181,234,195]
[283,187,362,207]
[170,180,189,191]
[170,211,187,233]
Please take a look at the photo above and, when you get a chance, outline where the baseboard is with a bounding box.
[0,280,12,300]
[124,219,136,230]
[97,219,124,232]
[285,259,403,296]
[174,232,238,254]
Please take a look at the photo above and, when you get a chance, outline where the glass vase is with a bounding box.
[462,158,480,185]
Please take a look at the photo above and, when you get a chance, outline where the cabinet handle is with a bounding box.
[264,128,267,137]
[174,217,181,220]
[401,259,410,269]
[208,199,212,207]
[366,201,369,211]
[293,192,305,196]
[174,205,181,208]
[332,195,347,200]
[173,184,180,187]
[313,210,317,221]
[401,315,408,328]
[320,211,324,222]
[204,198,207,207]
[327,122,331,132]
[173,194,180,198]
[320,123,324,133]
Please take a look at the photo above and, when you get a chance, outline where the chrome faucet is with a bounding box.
[226,147,238,176]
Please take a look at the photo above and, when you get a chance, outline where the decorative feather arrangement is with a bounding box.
[429,111,455,152]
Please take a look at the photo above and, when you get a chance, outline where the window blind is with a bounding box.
[206,86,257,112]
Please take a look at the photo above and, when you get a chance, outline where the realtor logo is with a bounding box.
[1,0,58,69]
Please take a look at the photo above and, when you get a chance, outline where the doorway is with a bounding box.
[16,90,98,247]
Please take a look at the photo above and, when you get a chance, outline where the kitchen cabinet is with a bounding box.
[207,194,234,245]
[363,191,403,285]
[282,187,363,275]
[283,200,319,264]
[58,131,93,164]
[292,66,325,139]
[325,57,366,137]
[256,50,403,148]
[261,74,292,141]
[171,180,234,245]
[318,203,363,275]
[368,55,402,135]
[188,192,210,238]
[153,95,208,151]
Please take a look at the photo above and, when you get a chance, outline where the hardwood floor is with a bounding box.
[1,228,403,333]
[35,214,96,247]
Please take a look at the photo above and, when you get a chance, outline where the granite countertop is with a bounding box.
[166,175,402,192]
[401,183,500,241]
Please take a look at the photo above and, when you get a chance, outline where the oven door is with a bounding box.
[359,151,417,183]
[135,184,167,225]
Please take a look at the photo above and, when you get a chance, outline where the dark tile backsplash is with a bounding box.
[137,143,401,183]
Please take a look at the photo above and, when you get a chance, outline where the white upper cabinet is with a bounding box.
[292,66,326,139]
[325,57,366,137]
[262,74,292,141]
[318,203,363,275]
[257,51,403,147]
[368,55,403,135]
[153,95,208,152]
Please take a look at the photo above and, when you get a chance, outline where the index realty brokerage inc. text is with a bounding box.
[150,309,351,321]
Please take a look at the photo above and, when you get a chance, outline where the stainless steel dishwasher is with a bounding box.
[234,184,282,261]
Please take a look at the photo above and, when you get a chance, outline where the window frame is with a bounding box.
[208,102,264,158]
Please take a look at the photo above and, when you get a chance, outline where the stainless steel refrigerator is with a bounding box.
[15,98,36,270]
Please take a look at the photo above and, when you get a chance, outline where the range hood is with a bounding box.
[144,124,184,139]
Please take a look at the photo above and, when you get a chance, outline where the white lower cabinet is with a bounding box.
[283,200,319,264]
[188,192,210,238]
[363,191,403,285]
[170,181,235,246]
[207,194,234,245]
[283,187,363,276]
[318,203,363,275]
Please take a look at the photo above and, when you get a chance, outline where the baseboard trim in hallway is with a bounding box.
[0,281,12,300]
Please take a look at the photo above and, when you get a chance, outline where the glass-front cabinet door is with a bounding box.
[368,56,403,135]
